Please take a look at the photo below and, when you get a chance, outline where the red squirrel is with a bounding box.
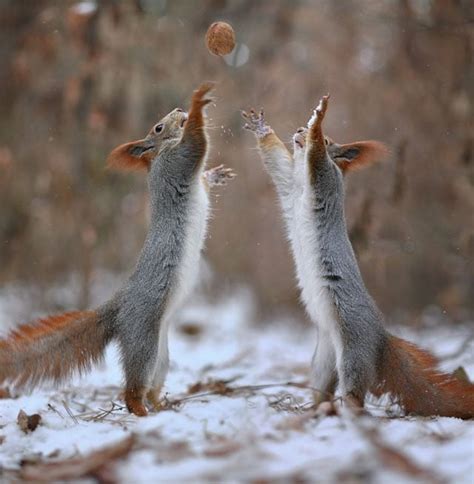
[242,99,474,419]
[0,83,235,416]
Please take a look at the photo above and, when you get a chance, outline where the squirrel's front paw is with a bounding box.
[307,95,330,129]
[242,108,272,139]
[191,81,216,110]
[204,164,236,187]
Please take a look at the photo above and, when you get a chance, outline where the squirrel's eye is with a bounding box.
[154,124,163,134]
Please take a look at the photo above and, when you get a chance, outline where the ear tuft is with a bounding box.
[334,140,389,173]
[106,139,153,172]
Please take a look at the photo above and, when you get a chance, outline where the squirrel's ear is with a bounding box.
[330,141,389,174]
[106,139,154,171]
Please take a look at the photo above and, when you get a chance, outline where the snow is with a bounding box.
[0,288,473,482]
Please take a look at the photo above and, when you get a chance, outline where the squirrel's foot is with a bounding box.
[203,164,236,187]
[343,393,367,416]
[242,108,272,139]
[312,390,333,407]
[125,389,148,417]
[307,95,330,129]
[146,388,165,412]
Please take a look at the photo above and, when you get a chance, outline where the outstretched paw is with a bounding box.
[191,81,216,111]
[307,95,330,129]
[241,108,272,139]
[204,164,236,187]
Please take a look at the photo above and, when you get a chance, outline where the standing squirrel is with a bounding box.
[0,82,235,417]
[242,99,474,419]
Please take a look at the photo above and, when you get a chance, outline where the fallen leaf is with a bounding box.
[17,410,42,433]
[20,435,134,481]
[277,408,318,432]
[204,440,241,457]
[153,441,193,463]
[178,322,203,336]
[187,378,237,396]
[0,387,12,399]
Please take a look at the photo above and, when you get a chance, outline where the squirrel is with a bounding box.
[0,82,235,417]
[242,99,474,419]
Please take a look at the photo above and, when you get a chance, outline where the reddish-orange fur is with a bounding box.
[106,139,152,171]
[260,132,291,154]
[0,310,110,388]
[336,140,389,173]
[124,387,148,417]
[0,311,94,346]
[180,82,214,172]
[373,335,474,419]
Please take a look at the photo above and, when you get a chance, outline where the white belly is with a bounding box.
[286,185,342,357]
[167,181,210,315]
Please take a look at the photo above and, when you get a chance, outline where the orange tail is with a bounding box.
[0,310,113,389]
[373,335,474,419]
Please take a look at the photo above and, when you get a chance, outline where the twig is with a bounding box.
[162,380,329,409]
[61,400,79,424]
[47,403,65,420]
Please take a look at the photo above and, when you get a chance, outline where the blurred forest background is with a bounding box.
[0,0,472,326]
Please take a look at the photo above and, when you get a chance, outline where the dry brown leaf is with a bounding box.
[17,410,42,433]
[203,438,241,457]
[0,387,12,399]
[187,378,236,396]
[276,408,319,432]
[20,435,134,482]
[178,322,203,337]
[153,441,193,463]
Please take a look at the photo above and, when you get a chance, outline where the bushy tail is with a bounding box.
[0,307,115,389]
[374,335,474,419]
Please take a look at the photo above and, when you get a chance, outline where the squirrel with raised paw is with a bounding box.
[0,82,235,417]
[242,98,474,419]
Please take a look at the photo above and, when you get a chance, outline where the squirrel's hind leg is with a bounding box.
[311,329,338,406]
[121,326,161,417]
[146,324,170,411]
[336,348,370,413]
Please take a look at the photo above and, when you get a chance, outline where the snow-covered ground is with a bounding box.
[0,288,473,482]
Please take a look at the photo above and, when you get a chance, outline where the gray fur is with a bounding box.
[114,142,203,393]
[311,159,388,399]
[243,106,388,403]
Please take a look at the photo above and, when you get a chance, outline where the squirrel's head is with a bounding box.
[106,108,188,171]
[292,127,308,154]
[292,127,388,174]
